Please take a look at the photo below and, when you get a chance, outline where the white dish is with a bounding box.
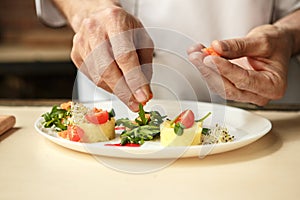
[34,100,272,159]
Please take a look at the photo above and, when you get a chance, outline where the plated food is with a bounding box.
[40,101,234,147]
[35,100,272,158]
[41,101,115,143]
[160,110,208,146]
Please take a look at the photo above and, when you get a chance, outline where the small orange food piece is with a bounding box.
[202,47,220,56]
[58,130,68,139]
[60,101,72,110]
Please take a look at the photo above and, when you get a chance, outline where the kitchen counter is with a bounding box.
[1,105,300,200]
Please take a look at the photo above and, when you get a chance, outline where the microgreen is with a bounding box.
[108,109,115,119]
[201,128,211,135]
[174,122,186,136]
[42,105,71,131]
[195,112,211,122]
[116,104,166,145]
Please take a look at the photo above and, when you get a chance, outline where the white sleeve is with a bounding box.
[35,0,67,27]
[273,0,300,20]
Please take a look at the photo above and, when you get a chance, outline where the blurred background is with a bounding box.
[0,0,76,102]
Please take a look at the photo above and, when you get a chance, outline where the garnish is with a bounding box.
[115,118,139,129]
[201,128,210,135]
[115,104,166,145]
[174,122,186,136]
[108,109,115,119]
[202,47,220,56]
[42,105,71,131]
[196,112,212,136]
[170,111,212,136]
[120,125,160,145]
[201,124,234,144]
[170,109,195,136]
[195,112,211,122]
[135,104,149,125]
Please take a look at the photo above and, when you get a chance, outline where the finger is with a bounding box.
[74,31,92,61]
[85,26,144,111]
[84,38,140,111]
[187,43,206,54]
[203,55,282,99]
[110,32,152,103]
[71,32,96,82]
[211,37,271,59]
[134,29,154,83]
[135,28,154,101]
[190,54,227,96]
[71,33,86,68]
[188,51,207,64]
[189,53,269,105]
[136,49,153,100]
[137,49,153,81]
[71,45,83,69]
[99,61,140,111]
[88,44,140,110]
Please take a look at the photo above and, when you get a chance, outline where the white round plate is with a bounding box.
[34,100,272,159]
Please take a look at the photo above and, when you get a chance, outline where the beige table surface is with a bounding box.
[0,106,300,200]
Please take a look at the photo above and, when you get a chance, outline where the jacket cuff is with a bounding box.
[35,0,67,27]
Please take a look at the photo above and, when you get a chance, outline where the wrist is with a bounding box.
[272,24,294,57]
[273,9,300,56]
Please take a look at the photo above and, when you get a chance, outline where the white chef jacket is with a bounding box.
[36,0,300,104]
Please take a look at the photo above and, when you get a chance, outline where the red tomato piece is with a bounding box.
[67,125,84,142]
[175,109,195,129]
[85,110,109,124]
[202,47,220,56]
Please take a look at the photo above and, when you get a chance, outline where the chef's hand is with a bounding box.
[54,0,153,112]
[188,24,293,106]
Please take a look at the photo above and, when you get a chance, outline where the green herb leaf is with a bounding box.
[117,104,165,146]
[118,124,161,145]
[115,118,138,129]
[108,109,115,119]
[42,105,71,131]
[148,111,166,126]
[174,122,186,136]
[136,103,148,125]
[202,128,211,135]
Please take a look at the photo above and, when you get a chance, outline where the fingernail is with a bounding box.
[187,45,197,53]
[134,88,147,102]
[129,101,139,112]
[203,56,216,68]
[189,52,202,59]
[188,52,203,65]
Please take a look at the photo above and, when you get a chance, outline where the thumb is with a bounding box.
[211,37,267,59]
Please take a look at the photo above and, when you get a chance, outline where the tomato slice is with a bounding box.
[175,109,195,129]
[67,125,84,142]
[202,47,220,56]
[85,110,109,124]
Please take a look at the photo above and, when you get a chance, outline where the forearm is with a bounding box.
[274,9,300,56]
[51,0,120,32]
